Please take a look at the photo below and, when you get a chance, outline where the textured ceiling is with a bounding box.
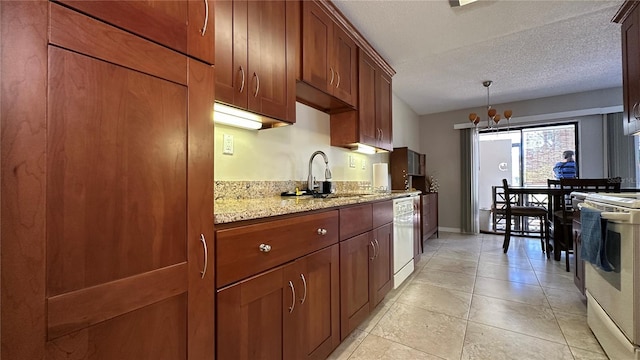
[332,0,625,116]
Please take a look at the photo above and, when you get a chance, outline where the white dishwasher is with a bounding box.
[393,197,415,288]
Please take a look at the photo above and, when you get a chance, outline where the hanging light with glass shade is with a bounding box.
[468,81,513,130]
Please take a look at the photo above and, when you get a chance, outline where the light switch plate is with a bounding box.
[223,134,234,155]
[361,159,366,170]
[349,155,355,168]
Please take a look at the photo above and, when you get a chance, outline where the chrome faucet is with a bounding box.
[307,150,332,192]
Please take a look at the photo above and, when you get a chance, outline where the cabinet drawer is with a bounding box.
[339,204,373,240]
[373,200,393,228]
[216,210,339,288]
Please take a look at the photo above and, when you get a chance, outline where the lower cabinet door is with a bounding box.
[339,232,372,340]
[371,223,393,308]
[217,245,339,360]
[217,267,292,360]
[292,245,340,360]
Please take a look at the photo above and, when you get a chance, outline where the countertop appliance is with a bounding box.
[581,192,640,360]
[393,196,415,289]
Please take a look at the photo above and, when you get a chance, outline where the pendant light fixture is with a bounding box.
[468,81,512,130]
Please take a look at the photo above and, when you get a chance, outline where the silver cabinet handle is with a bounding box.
[300,274,307,304]
[336,71,341,88]
[288,280,296,313]
[253,72,260,97]
[329,67,334,85]
[633,101,640,120]
[369,241,375,260]
[238,66,245,94]
[380,129,384,141]
[199,234,208,279]
[259,243,272,252]
[374,239,380,258]
[317,228,327,236]
[200,0,209,36]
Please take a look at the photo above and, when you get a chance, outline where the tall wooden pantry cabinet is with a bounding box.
[1,2,215,358]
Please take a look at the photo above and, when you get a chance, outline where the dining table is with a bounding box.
[496,185,573,261]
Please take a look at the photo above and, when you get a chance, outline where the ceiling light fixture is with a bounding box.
[449,0,477,7]
[468,80,512,130]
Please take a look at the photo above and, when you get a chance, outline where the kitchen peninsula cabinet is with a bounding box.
[57,0,215,64]
[339,201,393,339]
[215,0,296,124]
[2,2,214,359]
[298,0,358,111]
[330,48,394,152]
[615,1,640,135]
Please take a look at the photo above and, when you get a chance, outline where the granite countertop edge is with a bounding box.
[214,190,423,224]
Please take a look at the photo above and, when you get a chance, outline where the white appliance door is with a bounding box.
[393,210,414,273]
[585,219,637,343]
[479,139,512,210]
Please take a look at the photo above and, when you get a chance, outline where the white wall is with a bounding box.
[420,87,622,231]
[392,93,421,151]
[215,102,395,182]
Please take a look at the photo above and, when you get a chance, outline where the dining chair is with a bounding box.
[501,179,550,255]
[555,177,621,272]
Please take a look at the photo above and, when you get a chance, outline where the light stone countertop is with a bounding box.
[214,191,422,224]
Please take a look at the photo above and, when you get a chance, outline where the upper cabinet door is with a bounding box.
[377,71,393,151]
[57,0,215,64]
[247,0,290,121]
[302,1,333,94]
[215,0,248,108]
[301,0,357,108]
[358,50,378,147]
[332,25,358,106]
[215,0,295,124]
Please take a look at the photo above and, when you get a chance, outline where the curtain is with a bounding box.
[606,112,636,188]
[460,128,479,233]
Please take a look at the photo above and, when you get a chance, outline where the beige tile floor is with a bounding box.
[328,232,609,360]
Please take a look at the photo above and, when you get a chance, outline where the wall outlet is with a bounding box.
[348,155,356,168]
[361,159,366,170]
[223,134,234,155]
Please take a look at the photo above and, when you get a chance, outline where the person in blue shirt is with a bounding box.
[553,150,577,179]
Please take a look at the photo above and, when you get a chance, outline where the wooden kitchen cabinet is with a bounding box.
[297,0,358,112]
[330,48,394,152]
[339,201,393,339]
[370,222,393,308]
[339,232,372,339]
[217,244,340,360]
[57,0,215,64]
[215,210,340,359]
[390,147,427,192]
[422,193,439,243]
[615,1,640,135]
[2,3,215,358]
[215,0,296,124]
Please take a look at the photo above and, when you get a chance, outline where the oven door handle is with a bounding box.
[600,212,631,222]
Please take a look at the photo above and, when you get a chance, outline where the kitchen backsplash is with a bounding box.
[214,180,373,200]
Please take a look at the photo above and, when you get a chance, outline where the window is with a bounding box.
[479,123,577,189]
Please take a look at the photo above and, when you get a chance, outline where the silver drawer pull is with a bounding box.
[300,274,307,304]
[259,243,272,252]
[317,228,327,236]
[200,234,208,279]
[200,0,209,36]
[288,281,296,313]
